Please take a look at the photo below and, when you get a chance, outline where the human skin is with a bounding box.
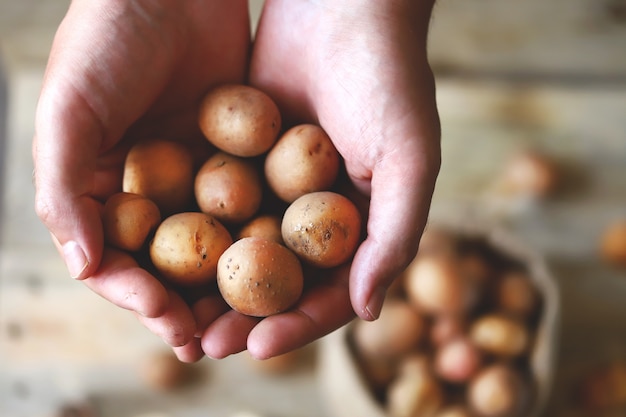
[33,0,440,361]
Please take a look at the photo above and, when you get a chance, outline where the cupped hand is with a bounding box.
[196,0,441,359]
[33,0,251,350]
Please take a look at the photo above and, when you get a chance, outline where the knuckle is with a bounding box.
[34,190,63,227]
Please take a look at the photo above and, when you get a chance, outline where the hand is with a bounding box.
[33,0,251,349]
[193,0,440,360]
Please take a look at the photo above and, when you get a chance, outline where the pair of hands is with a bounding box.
[32,0,440,362]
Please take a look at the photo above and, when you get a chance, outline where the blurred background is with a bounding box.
[1,0,625,416]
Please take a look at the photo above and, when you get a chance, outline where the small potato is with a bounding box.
[600,220,626,268]
[237,214,284,244]
[352,299,425,361]
[469,314,530,357]
[499,149,560,199]
[198,84,281,157]
[434,406,473,417]
[404,255,478,316]
[194,152,263,224]
[281,191,361,268]
[217,237,304,317]
[140,350,197,392]
[468,364,529,417]
[495,270,539,318]
[434,337,482,384]
[103,192,161,251]
[417,226,458,258]
[123,139,194,215]
[387,368,444,417]
[150,212,233,286]
[430,314,466,347]
[578,361,626,410]
[264,124,340,203]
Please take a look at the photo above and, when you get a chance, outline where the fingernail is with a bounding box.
[63,240,89,279]
[364,286,387,321]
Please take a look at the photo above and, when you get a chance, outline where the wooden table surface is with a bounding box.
[2,1,626,416]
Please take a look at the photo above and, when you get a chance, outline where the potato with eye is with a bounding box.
[194,152,263,224]
[217,237,304,317]
[281,191,361,268]
[264,124,340,203]
[123,139,194,215]
[103,192,161,252]
[150,212,232,286]
[198,84,281,157]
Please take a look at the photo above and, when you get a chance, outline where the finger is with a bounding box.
[82,248,169,318]
[33,96,106,280]
[247,265,355,359]
[134,290,196,347]
[173,337,205,363]
[350,139,440,321]
[200,311,260,359]
[191,294,231,337]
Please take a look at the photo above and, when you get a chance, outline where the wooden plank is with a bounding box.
[429,0,626,79]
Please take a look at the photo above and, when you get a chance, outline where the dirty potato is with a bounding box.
[217,237,304,317]
[150,212,232,286]
[281,191,361,268]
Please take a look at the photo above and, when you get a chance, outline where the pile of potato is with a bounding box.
[350,226,543,417]
[103,84,363,317]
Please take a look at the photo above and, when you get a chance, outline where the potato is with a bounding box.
[495,270,539,318]
[578,360,626,410]
[434,337,482,384]
[237,214,284,244]
[469,314,530,357]
[499,149,560,199]
[404,255,478,316]
[600,220,626,268]
[103,192,161,252]
[264,124,340,203]
[281,191,361,268]
[430,314,466,347]
[467,364,529,417]
[217,237,304,317]
[194,152,263,224]
[123,139,194,215]
[434,406,473,417]
[387,367,444,417]
[150,212,233,286]
[140,350,197,392]
[198,84,281,157]
[352,299,425,361]
[417,226,458,258]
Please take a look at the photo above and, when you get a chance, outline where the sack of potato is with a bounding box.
[318,216,559,417]
[102,84,366,317]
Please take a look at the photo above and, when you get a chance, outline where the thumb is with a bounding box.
[349,141,440,321]
[33,84,106,280]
